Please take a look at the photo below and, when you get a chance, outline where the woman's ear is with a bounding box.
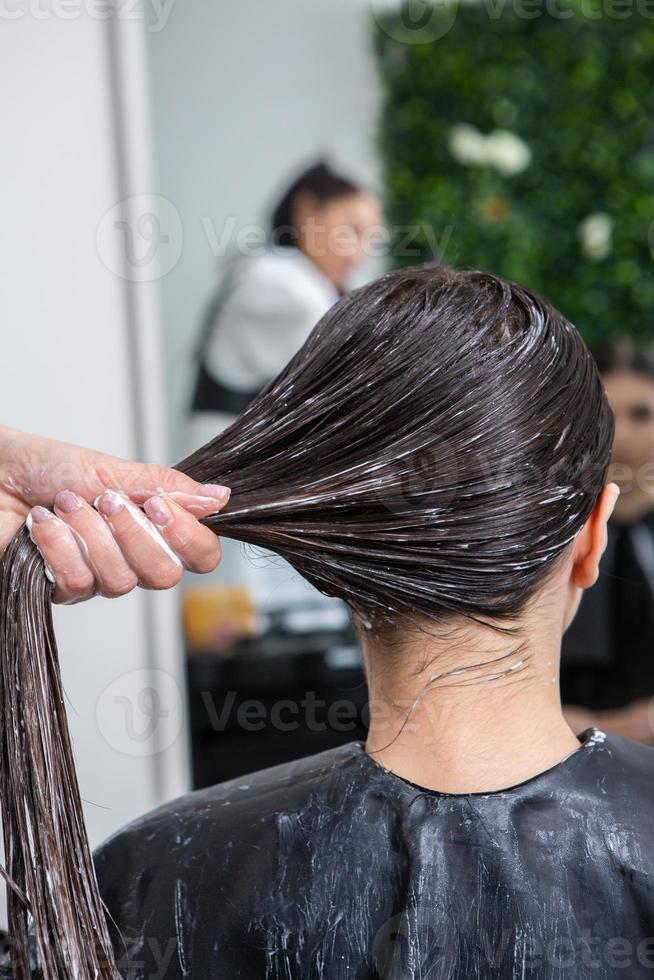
[292,189,319,228]
[571,482,621,589]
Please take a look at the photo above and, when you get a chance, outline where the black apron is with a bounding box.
[92,727,654,979]
[189,269,260,417]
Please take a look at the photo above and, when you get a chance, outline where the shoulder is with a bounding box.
[243,248,317,284]
[228,249,336,312]
[93,742,367,962]
[93,743,375,975]
[593,730,654,795]
[94,741,364,877]
[565,729,654,833]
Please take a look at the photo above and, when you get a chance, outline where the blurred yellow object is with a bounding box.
[183,585,258,653]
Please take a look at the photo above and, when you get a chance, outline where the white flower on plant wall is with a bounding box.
[447,124,531,176]
[578,212,613,261]
[448,124,488,167]
[484,130,531,176]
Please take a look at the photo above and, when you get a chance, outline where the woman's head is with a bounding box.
[591,338,654,523]
[270,160,382,289]
[182,263,615,635]
[0,263,617,970]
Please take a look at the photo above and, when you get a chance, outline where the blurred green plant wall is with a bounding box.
[374,3,654,338]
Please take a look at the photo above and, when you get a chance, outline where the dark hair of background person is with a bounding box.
[0,263,614,978]
[591,336,654,382]
[270,160,362,247]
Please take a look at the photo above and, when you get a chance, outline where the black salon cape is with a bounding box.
[91,728,654,979]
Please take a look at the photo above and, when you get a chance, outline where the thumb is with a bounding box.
[91,458,229,505]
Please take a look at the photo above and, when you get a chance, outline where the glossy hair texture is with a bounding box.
[270,160,361,247]
[184,263,615,627]
[0,263,614,976]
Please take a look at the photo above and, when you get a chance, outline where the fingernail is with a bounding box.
[55,490,80,514]
[29,506,55,524]
[144,495,173,528]
[96,490,125,517]
[200,484,231,502]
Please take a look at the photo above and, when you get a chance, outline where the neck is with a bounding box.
[362,609,581,794]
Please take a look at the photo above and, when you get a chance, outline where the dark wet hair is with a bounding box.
[270,160,362,247]
[0,263,614,976]
[186,263,615,627]
[591,336,654,384]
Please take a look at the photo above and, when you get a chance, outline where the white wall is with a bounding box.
[145,0,385,458]
[0,0,190,917]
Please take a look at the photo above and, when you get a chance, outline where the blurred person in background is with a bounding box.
[187,160,383,450]
[562,340,654,743]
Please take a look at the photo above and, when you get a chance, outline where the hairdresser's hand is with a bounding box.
[0,425,229,603]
